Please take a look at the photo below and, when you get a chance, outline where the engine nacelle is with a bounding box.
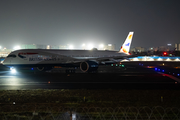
[80,61,98,72]
[36,67,52,71]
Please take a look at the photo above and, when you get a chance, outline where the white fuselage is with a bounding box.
[2,49,128,67]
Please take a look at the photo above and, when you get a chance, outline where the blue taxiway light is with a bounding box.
[158,69,160,71]
[31,68,34,70]
[155,68,157,70]
[178,74,180,76]
[162,70,164,72]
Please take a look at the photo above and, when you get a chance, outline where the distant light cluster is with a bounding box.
[128,56,180,62]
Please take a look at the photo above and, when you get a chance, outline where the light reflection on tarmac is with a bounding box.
[0,74,177,90]
[0,69,179,90]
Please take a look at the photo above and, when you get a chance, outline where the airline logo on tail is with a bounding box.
[128,35,132,39]
[119,32,134,54]
[125,43,130,46]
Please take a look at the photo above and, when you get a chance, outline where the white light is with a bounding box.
[82,43,86,47]
[143,57,147,61]
[166,58,170,61]
[122,59,129,61]
[0,46,1,49]
[99,44,104,48]
[1,60,4,63]
[148,58,154,61]
[157,58,162,61]
[10,67,17,74]
[47,45,50,49]
[133,58,139,61]
[108,44,112,46]
[13,46,21,50]
[87,44,93,50]
[69,45,74,49]
[72,114,76,119]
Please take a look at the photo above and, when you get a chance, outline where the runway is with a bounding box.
[0,63,180,90]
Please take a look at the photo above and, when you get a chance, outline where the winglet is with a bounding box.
[119,32,134,54]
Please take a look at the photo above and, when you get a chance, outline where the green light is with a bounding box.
[122,65,124,67]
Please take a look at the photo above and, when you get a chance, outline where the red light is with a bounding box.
[163,52,167,55]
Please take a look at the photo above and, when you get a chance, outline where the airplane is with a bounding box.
[2,32,134,73]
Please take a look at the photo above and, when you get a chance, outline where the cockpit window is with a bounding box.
[7,54,16,58]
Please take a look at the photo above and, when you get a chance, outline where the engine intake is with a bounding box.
[80,61,98,72]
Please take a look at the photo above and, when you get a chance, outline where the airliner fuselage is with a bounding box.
[3,49,128,65]
[2,32,134,72]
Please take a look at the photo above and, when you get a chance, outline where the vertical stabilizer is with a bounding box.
[119,32,134,54]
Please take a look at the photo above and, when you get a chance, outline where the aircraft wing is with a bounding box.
[94,55,137,62]
[70,55,137,64]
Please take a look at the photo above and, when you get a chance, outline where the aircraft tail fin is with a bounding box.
[119,32,134,54]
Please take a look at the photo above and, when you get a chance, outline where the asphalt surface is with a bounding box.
[0,62,180,90]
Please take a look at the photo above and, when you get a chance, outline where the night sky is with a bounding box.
[0,0,180,50]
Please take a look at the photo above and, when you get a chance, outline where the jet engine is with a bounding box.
[36,67,52,71]
[80,61,98,72]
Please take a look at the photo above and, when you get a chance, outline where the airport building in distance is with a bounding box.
[0,43,116,57]
[0,43,179,57]
[175,43,180,51]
